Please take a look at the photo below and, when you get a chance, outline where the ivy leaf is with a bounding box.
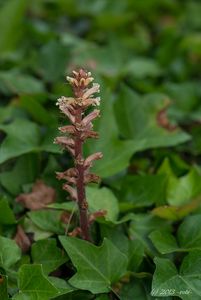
[100,225,129,259]
[37,40,69,82]
[149,214,201,254]
[149,230,179,254]
[86,187,119,222]
[0,0,28,54]
[40,127,62,154]
[129,214,171,256]
[48,202,75,211]
[86,89,140,177]
[0,198,16,224]
[120,279,158,300]
[13,264,59,300]
[167,167,201,206]
[31,239,68,275]
[151,197,201,220]
[164,82,200,121]
[19,95,56,125]
[100,224,144,272]
[128,240,144,272]
[0,236,21,269]
[28,210,65,235]
[95,295,110,300]
[0,118,60,164]
[70,42,127,78]
[59,236,128,294]
[152,253,201,299]
[119,174,167,208]
[114,85,191,149]
[0,119,40,164]
[48,277,75,296]
[0,274,8,300]
[24,217,53,241]
[126,57,163,79]
[51,290,92,300]
[177,214,201,251]
[0,71,45,95]
[0,154,39,195]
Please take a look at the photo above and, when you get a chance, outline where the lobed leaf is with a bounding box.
[59,236,128,293]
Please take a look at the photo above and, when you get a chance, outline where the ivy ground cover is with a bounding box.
[1,0,201,299]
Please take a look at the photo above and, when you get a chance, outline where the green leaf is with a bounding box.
[100,224,130,254]
[41,155,61,183]
[31,239,68,275]
[167,168,201,206]
[86,89,139,177]
[70,42,127,78]
[149,230,179,254]
[51,290,92,300]
[129,214,171,256]
[48,277,75,296]
[151,197,201,220]
[0,71,45,95]
[28,210,65,235]
[37,40,69,82]
[0,274,8,300]
[0,154,39,195]
[48,202,76,211]
[157,157,176,178]
[59,236,128,293]
[114,85,191,149]
[95,295,110,300]
[13,264,59,300]
[0,119,40,164]
[100,224,144,272]
[0,105,18,123]
[0,0,27,54]
[119,174,167,208]
[149,214,201,254]
[40,127,62,154]
[86,187,119,222]
[165,82,200,119]
[24,218,53,241]
[0,118,61,164]
[0,236,21,269]
[128,240,144,272]
[177,214,201,251]
[19,95,56,125]
[126,57,163,79]
[0,198,16,224]
[152,253,201,299]
[120,279,155,300]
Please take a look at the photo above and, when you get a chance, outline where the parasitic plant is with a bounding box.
[54,69,103,241]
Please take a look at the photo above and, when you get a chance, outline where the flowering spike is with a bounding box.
[56,168,78,180]
[59,125,76,134]
[89,210,107,224]
[55,69,103,241]
[84,173,101,184]
[81,130,99,140]
[84,152,103,169]
[82,83,100,100]
[81,109,100,127]
[54,137,75,147]
[63,184,77,201]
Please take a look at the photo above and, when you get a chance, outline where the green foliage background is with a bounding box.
[0,0,201,299]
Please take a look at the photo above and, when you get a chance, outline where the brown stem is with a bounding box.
[74,108,90,241]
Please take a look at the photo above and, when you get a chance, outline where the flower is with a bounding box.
[82,83,100,100]
[55,69,103,241]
